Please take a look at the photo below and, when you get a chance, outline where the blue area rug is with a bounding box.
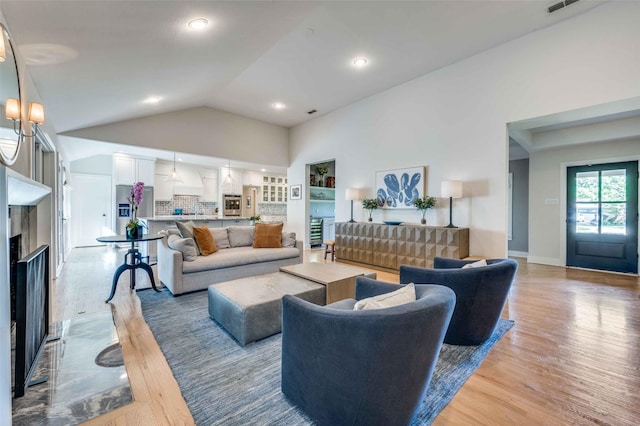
[139,288,513,425]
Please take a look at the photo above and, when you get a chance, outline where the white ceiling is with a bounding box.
[3,0,606,136]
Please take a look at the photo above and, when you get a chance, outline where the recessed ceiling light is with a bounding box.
[272,102,286,110]
[143,96,162,104]
[353,57,368,68]
[261,168,266,172]
[188,18,209,30]
[177,158,183,162]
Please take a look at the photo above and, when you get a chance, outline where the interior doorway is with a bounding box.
[566,161,638,273]
[242,186,257,218]
[71,173,113,247]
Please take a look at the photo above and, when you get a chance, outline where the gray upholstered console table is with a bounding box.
[335,222,469,270]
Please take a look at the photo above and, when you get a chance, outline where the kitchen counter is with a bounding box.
[148,216,248,221]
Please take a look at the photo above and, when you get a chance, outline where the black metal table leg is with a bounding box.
[106,263,131,303]
[128,245,137,290]
[103,237,162,302]
[139,261,161,292]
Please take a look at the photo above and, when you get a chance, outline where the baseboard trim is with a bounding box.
[527,256,564,267]
[566,266,639,277]
[508,250,528,258]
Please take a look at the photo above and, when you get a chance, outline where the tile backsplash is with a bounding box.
[257,203,286,216]
[156,198,286,216]
[155,195,218,215]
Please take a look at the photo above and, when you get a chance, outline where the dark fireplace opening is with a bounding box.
[10,234,22,324]
[13,244,50,398]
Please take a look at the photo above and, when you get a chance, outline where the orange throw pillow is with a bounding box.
[193,225,218,255]
[253,223,283,248]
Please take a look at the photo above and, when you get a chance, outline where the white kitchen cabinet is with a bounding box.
[137,159,155,186]
[113,155,155,186]
[323,218,335,242]
[243,171,262,186]
[113,156,136,185]
[155,175,173,201]
[202,177,219,202]
[260,174,288,203]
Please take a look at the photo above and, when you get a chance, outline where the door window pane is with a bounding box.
[602,203,626,235]
[601,169,626,202]
[576,203,599,234]
[575,171,598,202]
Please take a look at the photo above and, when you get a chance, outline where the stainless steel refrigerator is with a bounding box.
[115,185,154,233]
[115,185,154,259]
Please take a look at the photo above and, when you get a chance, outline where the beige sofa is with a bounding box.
[157,226,302,295]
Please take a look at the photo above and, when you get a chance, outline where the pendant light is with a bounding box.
[165,152,183,183]
[224,159,233,184]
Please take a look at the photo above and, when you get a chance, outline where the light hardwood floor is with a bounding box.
[52,247,640,425]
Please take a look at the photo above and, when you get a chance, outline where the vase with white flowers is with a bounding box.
[315,164,329,187]
[126,181,146,239]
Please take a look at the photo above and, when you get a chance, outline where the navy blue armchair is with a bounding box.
[400,257,518,345]
[281,277,455,426]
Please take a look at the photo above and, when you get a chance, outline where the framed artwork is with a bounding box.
[375,166,425,209]
[290,184,302,200]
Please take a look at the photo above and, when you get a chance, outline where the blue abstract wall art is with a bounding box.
[376,166,425,209]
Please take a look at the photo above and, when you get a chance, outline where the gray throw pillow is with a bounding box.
[281,232,296,248]
[167,234,198,262]
[211,227,230,249]
[227,226,255,247]
[175,220,196,239]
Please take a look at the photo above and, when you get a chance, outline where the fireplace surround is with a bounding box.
[1,166,52,420]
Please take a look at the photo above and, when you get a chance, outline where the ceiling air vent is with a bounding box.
[307,109,317,115]
[548,0,580,14]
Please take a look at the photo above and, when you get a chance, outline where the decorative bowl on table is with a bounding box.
[383,221,403,225]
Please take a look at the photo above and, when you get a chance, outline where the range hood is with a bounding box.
[171,164,203,196]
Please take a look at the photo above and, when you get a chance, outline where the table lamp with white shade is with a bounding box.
[441,180,463,228]
[345,188,361,223]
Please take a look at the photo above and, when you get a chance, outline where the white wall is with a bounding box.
[63,106,290,167]
[528,138,640,266]
[288,3,640,255]
[69,154,112,176]
[0,9,61,422]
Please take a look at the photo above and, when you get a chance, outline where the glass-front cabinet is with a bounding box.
[261,175,288,203]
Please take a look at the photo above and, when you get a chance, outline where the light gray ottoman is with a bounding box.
[208,272,325,346]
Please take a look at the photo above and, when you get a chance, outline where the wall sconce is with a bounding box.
[5,98,45,141]
[0,31,5,63]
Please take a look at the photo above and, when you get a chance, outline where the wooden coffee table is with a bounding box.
[280,263,377,304]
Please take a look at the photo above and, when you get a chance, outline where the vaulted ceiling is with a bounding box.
[3,0,605,137]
